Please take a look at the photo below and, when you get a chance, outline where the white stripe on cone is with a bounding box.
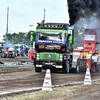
[84,67,91,85]
[42,69,52,91]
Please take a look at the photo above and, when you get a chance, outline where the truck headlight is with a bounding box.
[34,53,36,58]
[36,53,40,60]
[64,55,66,60]
[37,53,39,57]
[60,54,63,61]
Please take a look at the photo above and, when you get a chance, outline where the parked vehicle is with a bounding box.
[2,48,14,58]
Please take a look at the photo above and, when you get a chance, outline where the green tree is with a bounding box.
[3,32,33,45]
[24,32,30,45]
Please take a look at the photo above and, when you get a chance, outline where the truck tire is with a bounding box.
[10,55,13,58]
[98,65,100,72]
[2,53,4,58]
[96,65,99,72]
[74,65,79,73]
[91,63,96,73]
[63,66,69,73]
[69,65,79,73]
[3,53,6,58]
[51,69,56,73]
[11,55,14,58]
[6,54,8,58]
[63,61,70,74]
[35,67,42,72]
[4,53,7,58]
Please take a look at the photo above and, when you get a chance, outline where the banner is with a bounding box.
[35,40,66,44]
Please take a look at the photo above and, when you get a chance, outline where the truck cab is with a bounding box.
[73,28,100,73]
[33,22,74,73]
[83,28,97,53]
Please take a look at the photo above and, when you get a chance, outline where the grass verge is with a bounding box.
[0,65,34,67]
[0,84,89,100]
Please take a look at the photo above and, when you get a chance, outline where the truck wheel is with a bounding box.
[11,55,13,58]
[98,65,100,71]
[74,65,79,73]
[4,54,6,58]
[35,67,42,72]
[91,63,96,73]
[51,69,56,73]
[1,54,4,58]
[6,54,8,58]
[96,64,100,72]
[67,63,70,73]
[96,65,100,72]
[12,55,14,58]
[63,66,69,73]
[70,65,79,73]
[63,62,69,74]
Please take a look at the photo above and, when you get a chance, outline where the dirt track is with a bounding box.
[0,56,33,63]
[1,57,100,99]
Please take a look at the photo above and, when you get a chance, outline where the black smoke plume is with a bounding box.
[67,0,100,25]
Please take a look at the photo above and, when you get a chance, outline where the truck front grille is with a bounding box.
[40,52,59,61]
[43,54,56,60]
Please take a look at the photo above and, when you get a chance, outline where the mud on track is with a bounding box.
[0,65,100,97]
[0,56,33,63]
[1,57,100,98]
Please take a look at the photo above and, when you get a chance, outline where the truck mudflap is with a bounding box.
[77,59,87,72]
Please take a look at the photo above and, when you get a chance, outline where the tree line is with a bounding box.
[3,31,35,45]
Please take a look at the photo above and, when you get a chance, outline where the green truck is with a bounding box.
[32,22,74,73]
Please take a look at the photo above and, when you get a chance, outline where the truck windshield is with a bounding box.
[36,32,66,41]
[84,34,95,41]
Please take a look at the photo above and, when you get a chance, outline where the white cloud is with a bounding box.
[24,0,39,6]
[24,0,63,10]
[10,9,25,17]
[0,7,6,15]
[0,7,24,17]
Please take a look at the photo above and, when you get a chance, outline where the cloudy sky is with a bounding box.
[0,0,69,41]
